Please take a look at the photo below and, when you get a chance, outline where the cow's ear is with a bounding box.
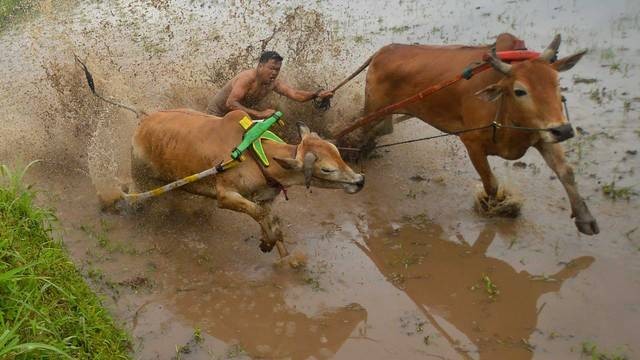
[475,84,503,102]
[552,49,587,72]
[297,122,311,139]
[273,156,302,170]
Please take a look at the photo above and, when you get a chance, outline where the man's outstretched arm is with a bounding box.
[226,75,276,119]
[274,80,333,102]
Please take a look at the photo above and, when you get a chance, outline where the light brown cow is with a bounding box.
[131,109,365,258]
[341,33,598,235]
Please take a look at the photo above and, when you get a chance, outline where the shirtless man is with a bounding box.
[207,51,333,118]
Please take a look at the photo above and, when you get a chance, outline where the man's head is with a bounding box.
[257,51,283,84]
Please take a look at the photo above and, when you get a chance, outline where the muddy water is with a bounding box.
[2,0,640,359]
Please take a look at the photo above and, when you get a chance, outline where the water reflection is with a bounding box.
[164,272,367,360]
[357,220,594,359]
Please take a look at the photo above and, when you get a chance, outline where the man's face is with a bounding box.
[257,59,282,84]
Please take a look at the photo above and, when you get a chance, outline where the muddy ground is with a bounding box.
[1,0,640,359]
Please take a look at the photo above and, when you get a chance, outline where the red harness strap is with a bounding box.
[485,50,540,62]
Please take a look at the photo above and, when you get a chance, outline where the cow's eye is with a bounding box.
[321,168,336,174]
[514,89,528,97]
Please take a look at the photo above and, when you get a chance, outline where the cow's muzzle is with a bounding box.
[548,123,574,142]
[345,174,365,194]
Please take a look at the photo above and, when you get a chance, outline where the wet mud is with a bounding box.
[2,0,640,359]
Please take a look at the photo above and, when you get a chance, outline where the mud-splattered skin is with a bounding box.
[208,58,333,118]
[359,33,598,234]
[206,69,273,116]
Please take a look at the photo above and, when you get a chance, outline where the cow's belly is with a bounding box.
[250,186,282,202]
[211,162,278,202]
[182,181,217,199]
[489,141,532,160]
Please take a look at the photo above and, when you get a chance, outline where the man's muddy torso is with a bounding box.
[207,69,275,117]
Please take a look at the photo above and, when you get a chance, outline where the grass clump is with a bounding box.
[470,274,500,301]
[602,181,637,200]
[581,340,628,360]
[0,162,131,359]
[0,0,38,32]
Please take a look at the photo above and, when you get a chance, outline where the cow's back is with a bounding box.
[365,33,522,132]
[132,109,246,179]
[368,33,521,86]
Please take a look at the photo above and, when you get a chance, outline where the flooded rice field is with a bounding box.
[1,0,640,359]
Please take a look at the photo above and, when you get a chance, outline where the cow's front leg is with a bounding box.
[216,188,288,257]
[257,201,289,258]
[463,142,499,197]
[536,143,599,235]
[463,141,522,217]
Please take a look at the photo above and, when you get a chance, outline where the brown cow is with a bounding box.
[340,33,598,235]
[130,109,365,259]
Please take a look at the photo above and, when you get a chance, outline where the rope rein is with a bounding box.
[359,96,570,151]
[328,48,570,153]
[333,62,492,140]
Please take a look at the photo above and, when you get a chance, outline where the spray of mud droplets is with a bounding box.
[87,110,125,207]
[2,1,373,200]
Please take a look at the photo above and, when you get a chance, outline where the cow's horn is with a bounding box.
[303,152,317,189]
[487,47,512,75]
[540,34,561,62]
[297,122,311,139]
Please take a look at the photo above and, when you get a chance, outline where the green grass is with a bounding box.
[470,274,500,301]
[481,274,500,300]
[301,269,324,292]
[0,162,131,359]
[225,343,247,359]
[581,340,628,360]
[600,48,616,61]
[0,0,37,31]
[602,181,637,200]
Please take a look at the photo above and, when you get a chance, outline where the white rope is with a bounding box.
[123,166,220,203]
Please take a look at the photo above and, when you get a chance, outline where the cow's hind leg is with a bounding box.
[359,89,394,153]
[130,147,161,195]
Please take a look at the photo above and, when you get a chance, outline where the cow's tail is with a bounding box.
[329,51,378,93]
[75,55,147,117]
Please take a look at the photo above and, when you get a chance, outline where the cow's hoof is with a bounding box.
[474,185,522,218]
[575,218,600,235]
[287,249,307,269]
[259,241,275,253]
[275,249,308,269]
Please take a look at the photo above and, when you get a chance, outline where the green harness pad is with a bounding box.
[251,130,285,167]
[236,116,286,167]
